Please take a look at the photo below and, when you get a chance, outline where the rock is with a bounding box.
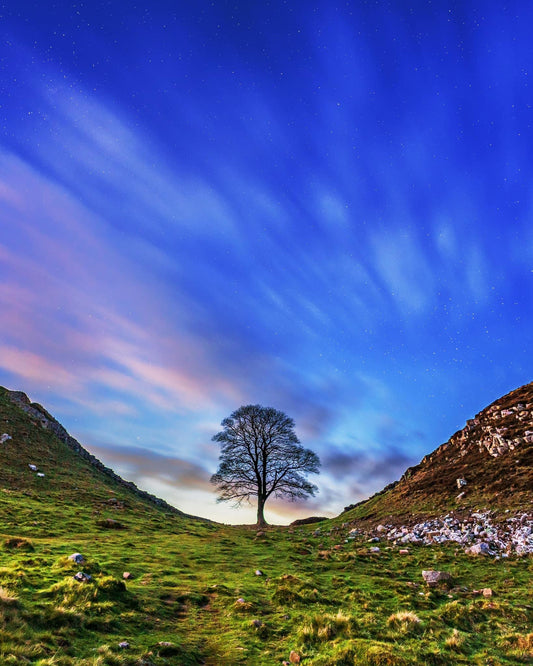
[456,491,465,499]
[290,651,301,664]
[465,542,493,556]
[236,598,246,604]
[28,464,37,471]
[123,572,134,579]
[376,524,387,532]
[369,546,380,553]
[399,549,409,555]
[255,531,266,538]
[36,472,45,477]
[251,619,263,627]
[482,587,493,597]
[0,433,12,444]
[255,570,264,576]
[96,518,125,529]
[456,478,467,488]
[118,641,130,649]
[68,553,84,564]
[73,572,92,583]
[422,570,452,587]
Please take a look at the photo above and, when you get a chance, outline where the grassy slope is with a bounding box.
[0,391,532,664]
[341,383,533,526]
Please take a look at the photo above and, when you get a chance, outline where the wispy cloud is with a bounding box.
[0,149,244,415]
[87,442,213,493]
[371,229,435,313]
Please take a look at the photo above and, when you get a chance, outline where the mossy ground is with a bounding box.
[1,387,532,664]
[0,507,532,665]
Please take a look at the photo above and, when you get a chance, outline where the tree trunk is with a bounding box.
[256,496,267,526]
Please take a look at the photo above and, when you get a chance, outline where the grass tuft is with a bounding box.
[387,610,423,635]
[3,537,34,551]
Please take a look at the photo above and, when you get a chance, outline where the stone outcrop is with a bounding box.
[344,382,533,517]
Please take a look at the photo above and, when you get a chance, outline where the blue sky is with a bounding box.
[0,1,531,523]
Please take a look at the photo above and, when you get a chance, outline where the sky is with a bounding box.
[0,0,531,524]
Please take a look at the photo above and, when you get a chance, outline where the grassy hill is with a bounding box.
[341,382,533,525]
[0,386,532,664]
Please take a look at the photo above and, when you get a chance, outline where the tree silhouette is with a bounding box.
[210,404,320,526]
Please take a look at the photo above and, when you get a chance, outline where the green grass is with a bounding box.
[0,387,532,664]
[0,515,532,665]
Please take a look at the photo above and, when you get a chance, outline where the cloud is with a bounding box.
[322,444,416,483]
[86,442,213,493]
[0,345,79,390]
[371,229,435,313]
[0,149,248,414]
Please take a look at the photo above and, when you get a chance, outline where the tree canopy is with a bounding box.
[210,404,320,526]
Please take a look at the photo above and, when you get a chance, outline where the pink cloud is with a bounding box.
[0,150,244,414]
[0,345,80,390]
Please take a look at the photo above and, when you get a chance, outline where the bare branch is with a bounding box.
[211,404,320,524]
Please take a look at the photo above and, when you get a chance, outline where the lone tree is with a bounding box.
[210,404,320,526]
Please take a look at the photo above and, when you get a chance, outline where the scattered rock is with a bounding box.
[456,478,467,488]
[465,542,493,556]
[399,549,409,555]
[157,641,181,656]
[68,553,84,564]
[118,641,130,649]
[36,472,45,477]
[343,510,533,556]
[73,572,92,583]
[369,546,380,553]
[28,464,37,471]
[255,569,264,576]
[422,570,452,587]
[289,650,301,664]
[482,587,493,597]
[0,433,12,444]
[123,572,134,580]
[251,619,263,628]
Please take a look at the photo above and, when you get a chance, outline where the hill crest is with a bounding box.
[1,386,198,520]
[343,381,533,522]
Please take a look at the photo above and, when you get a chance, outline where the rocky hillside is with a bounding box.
[0,386,201,534]
[342,381,533,523]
